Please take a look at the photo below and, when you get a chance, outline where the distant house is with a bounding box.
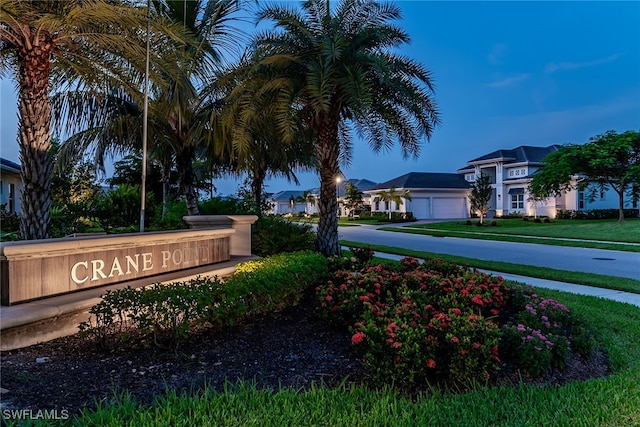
[266,190,308,215]
[266,178,378,217]
[457,144,632,218]
[368,173,470,219]
[0,158,22,215]
[335,178,378,217]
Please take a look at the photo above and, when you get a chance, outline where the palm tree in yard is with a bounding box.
[226,0,440,256]
[378,186,411,221]
[0,0,188,239]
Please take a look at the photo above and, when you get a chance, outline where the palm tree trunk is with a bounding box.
[252,171,265,215]
[17,35,54,240]
[176,147,199,216]
[315,121,341,257]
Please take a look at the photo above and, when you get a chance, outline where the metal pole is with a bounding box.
[140,0,151,232]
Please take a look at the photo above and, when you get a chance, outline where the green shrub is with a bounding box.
[251,215,316,256]
[79,251,327,350]
[556,208,639,219]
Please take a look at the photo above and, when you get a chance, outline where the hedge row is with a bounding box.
[78,251,327,349]
[556,208,639,220]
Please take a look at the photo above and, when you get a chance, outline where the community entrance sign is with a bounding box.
[0,228,233,305]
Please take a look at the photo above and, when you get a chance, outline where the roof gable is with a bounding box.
[270,190,306,201]
[467,145,560,165]
[370,172,470,190]
[1,157,20,173]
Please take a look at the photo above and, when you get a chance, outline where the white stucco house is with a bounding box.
[265,190,310,215]
[367,144,636,220]
[457,145,634,218]
[335,178,378,217]
[0,158,22,215]
[368,172,471,219]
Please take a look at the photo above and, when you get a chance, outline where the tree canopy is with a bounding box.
[224,0,440,256]
[529,130,640,222]
[0,0,189,239]
[469,173,492,224]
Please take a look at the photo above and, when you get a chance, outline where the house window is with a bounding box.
[465,173,475,181]
[578,191,585,209]
[8,183,15,213]
[511,194,524,209]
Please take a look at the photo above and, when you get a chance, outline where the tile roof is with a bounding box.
[466,145,561,165]
[0,157,20,172]
[369,172,470,190]
[307,178,378,195]
[269,190,306,201]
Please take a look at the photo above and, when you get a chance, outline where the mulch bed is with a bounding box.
[0,288,611,418]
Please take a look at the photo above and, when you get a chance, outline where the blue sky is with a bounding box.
[1,1,639,196]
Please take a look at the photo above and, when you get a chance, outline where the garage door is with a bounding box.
[432,197,467,219]
[407,197,430,219]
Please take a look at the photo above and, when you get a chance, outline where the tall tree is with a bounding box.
[529,130,640,222]
[377,187,411,221]
[0,0,187,239]
[343,182,364,215]
[54,0,244,217]
[225,0,440,256]
[469,173,492,224]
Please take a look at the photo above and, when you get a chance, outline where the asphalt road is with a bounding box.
[338,225,640,280]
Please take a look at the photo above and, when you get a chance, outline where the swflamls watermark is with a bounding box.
[1,409,70,421]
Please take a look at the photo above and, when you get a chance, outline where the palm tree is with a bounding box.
[226,0,440,256]
[0,0,187,239]
[377,186,411,221]
[53,0,245,217]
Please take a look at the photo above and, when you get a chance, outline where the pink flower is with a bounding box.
[351,332,366,344]
[451,336,459,344]
[427,359,436,369]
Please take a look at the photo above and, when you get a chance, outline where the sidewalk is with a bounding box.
[362,249,640,308]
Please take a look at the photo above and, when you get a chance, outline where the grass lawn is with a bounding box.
[65,284,640,426]
[380,218,640,252]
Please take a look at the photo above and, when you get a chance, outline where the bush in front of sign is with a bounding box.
[79,251,328,350]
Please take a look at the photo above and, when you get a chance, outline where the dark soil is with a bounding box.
[0,288,611,418]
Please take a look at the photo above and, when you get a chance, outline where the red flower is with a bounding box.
[451,336,459,344]
[451,308,462,316]
[427,358,436,369]
[471,295,484,307]
[351,332,366,344]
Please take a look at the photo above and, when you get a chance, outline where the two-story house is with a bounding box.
[457,145,561,217]
[456,145,629,218]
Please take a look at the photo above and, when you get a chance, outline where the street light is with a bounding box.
[336,176,342,217]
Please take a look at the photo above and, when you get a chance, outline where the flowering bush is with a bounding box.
[318,259,599,389]
[317,257,508,388]
[500,284,595,377]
